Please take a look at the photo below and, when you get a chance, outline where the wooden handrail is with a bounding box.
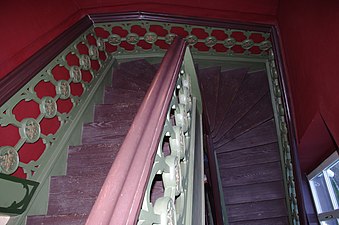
[86,37,187,225]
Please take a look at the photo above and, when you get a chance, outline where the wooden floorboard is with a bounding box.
[216,142,280,168]
[216,119,278,153]
[220,161,283,187]
[212,68,247,136]
[215,92,273,147]
[229,216,289,225]
[223,181,285,204]
[213,71,269,141]
[227,199,288,222]
[197,67,220,131]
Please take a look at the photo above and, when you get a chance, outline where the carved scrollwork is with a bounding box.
[69,66,82,83]
[19,118,41,143]
[205,36,217,47]
[89,45,99,60]
[154,197,177,225]
[79,55,91,70]
[144,32,158,44]
[241,39,254,49]
[56,80,71,99]
[108,34,121,46]
[175,104,189,133]
[163,155,182,197]
[259,40,272,51]
[40,96,57,118]
[126,33,139,45]
[0,146,19,175]
[185,35,198,46]
[169,126,186,160]
[224,37,236,48]
[96,37,106,51]
[165,33,176,44]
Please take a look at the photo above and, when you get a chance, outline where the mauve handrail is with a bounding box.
[86,37,187,225]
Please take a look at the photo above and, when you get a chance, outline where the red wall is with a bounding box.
[0,0,81,78]
[0,0,278,79]
[278,0,339,172]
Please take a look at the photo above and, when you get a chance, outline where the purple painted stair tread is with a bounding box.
[26,59,157,225]
[219,161,283,187]
[67,150,119,168]
[82,121,131,144]
[197,67,221,131]
[216,142,280,168]
[104,87,145,104]
[27,214,87,225]
[211,68,247,136]
[227,199,288,222]
[68,142,122,154]
[229,217,289,225]
[215,119,278,153]
[118,59,157,83]
[213,70,269,142]
[214,92,273,148]
[112,68,150,92]
[223,181,285,205]
[94,103,139,122]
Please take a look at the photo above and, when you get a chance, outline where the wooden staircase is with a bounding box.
[26,59,157,225]
[198,67,289,225]
[26,59,290,225]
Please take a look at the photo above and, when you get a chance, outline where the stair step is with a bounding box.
[216,142,280,167]
[67,143,121,176]
[47,174,107,215]
[104,87,145,104]
[27,214,87,225]
[112,68,150,92]
[82,121,130,144]
[197,67,221,131]
[223,181,285,204]
[94,103,139,122]
[227,199,288,223]
[118,59,157,84]
[212,68,247,135]
[216,119,278,152]
[213,70,269,141]
[214,92,273,148]
[219,161,283,187]
[68,142,122,155]
[229,217,289,225]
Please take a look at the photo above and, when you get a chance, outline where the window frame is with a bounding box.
[308,151,339,224]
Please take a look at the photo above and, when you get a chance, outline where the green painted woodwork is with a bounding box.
[94,20,271,60]
[0,174,38,214]
[0,26,115,224]
[266,50,299,225]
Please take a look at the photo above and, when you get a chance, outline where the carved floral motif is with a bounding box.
[144,32,158,44]
[108,34,121,46]
[0,146,19,175]
[56,80,71,99]
[20,118,41,143]
[40,96,57,118]
[224,37,236,48]
[79,55,91,70]
[126,33,139,45]
[165,33,176,44]
[205,36,217,47]
[70,66,82,83]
